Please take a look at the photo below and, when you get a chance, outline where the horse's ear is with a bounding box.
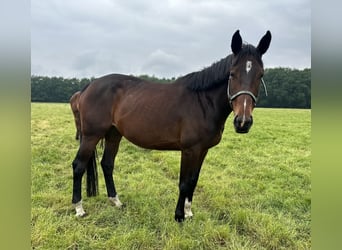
[231,30,242,55]
[257,30,272,55]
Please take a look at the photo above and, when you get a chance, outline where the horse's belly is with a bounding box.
[123,131,181,150]
[127,137,181,150]
[115,119,181,150]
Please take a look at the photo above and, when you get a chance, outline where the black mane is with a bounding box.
[179,44,264,91]
[178,55,233,91]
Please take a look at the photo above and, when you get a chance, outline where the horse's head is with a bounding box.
[228,30,271,133]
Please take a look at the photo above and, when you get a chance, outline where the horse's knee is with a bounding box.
[72,160,86,177]
[101,162,113,175]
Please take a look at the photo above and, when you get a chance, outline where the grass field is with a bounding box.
[31,103,311,249]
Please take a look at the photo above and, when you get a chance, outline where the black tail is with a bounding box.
[86,150,98,196]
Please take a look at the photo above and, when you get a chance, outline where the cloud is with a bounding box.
[140,49,186,78]
[31,0,311,78]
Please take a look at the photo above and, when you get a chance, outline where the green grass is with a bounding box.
[31,103,311,249]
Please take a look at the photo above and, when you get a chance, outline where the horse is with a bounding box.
[71,30,271,222]
[69,91,81,140]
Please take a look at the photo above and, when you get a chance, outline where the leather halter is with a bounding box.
[227,75,268,106]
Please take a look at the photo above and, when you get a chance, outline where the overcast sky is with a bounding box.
[31,0,310,79]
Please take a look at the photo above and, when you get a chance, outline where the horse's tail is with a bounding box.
[86,149,98,197]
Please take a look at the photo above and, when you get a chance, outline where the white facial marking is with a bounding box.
[246,60,252,74]
[109,195,123,207]
[74,200,86,217]
[241,97,247,127]
[184,197,193,218]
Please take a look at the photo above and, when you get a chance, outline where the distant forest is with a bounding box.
[31,67,311,108]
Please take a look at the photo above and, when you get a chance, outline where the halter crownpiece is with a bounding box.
[227,75,268,105]
[261,78,268,96]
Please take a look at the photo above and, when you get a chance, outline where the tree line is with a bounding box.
[31,67,310,108]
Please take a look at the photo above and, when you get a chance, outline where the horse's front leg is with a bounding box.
[101,128,123,207]
[175,148,208,222]
[72,156,86,217]
[72,136,99,217]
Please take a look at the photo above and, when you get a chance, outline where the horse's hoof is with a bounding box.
[175,213,185,222]
[74,200,87,217]
[75,212,87,217]
[185,213,193,220]
[109,196,123,208]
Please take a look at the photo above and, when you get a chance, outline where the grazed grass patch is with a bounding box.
[31,103,310,249]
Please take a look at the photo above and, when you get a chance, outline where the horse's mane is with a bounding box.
[178,44,263,91]
[177,55,232,91]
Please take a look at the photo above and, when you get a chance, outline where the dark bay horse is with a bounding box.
[71,30,271,222]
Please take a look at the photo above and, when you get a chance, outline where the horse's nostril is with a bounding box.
[234,115,240,125]
[234,115,251,125]
[234,115,253,133]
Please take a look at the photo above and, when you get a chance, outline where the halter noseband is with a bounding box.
[227,76,268,106]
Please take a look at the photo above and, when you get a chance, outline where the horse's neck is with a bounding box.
[201,82,232,124]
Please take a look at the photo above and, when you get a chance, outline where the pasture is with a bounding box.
[31,103,310,249]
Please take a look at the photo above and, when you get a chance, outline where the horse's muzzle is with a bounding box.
[234,115,253,133]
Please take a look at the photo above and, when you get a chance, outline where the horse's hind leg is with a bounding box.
[101,126,123,207]
[72,135,99,216]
